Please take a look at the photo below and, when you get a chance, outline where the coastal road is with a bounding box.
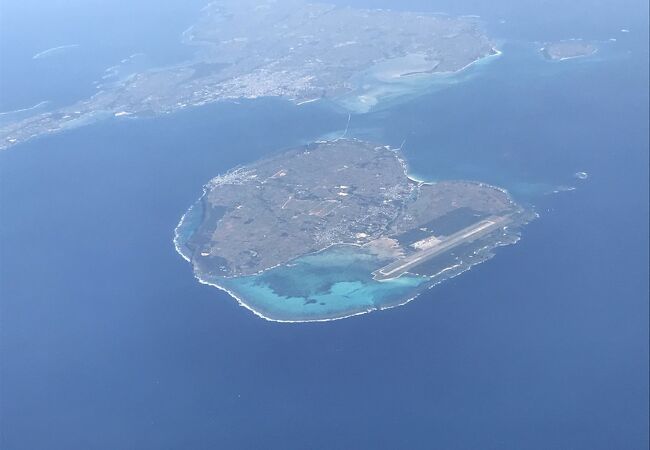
[373,215,510,281]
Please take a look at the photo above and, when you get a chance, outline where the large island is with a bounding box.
[175,139,532,322]
[1,0,498,150]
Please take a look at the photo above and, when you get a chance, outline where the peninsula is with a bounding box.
[1,0,497,150]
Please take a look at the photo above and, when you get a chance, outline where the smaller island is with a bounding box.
[175,139,534,322]
[541,40,598,61]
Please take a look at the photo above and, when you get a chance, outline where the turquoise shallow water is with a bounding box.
[174,199,433,322]
[1,3,647,446]
[334,50,503,114]
[174,177,527,322]
[218,246,427,322]
[173,44,554,322]
[347,40,626,200]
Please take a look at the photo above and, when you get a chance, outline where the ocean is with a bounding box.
[1,1,648,449]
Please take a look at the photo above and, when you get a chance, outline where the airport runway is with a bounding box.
[373,215,510,281]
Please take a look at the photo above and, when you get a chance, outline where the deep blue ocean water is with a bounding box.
[1,1,648,449]
[0,0,207,111]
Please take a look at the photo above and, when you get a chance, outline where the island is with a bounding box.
[175,139,533,322]
[541,40,598,61]
[1,0,498,150]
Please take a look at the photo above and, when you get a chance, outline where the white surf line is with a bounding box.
[0,100,50,117]
[194,274,381,324]
[172,211,192,263]
[32,44,79,59]
[175,225,524,323]
[433,46,503,76]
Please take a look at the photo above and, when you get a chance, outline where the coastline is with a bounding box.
[539,39,599,62]
[333,46,503,114]
[0,101,51,117]
[32,44,80,60]
[173,210,192,263]
[1,42,502,151]
[439,46,503,75]
[175,227,525,323]
[171,139,533,323]
[172,176,532,323]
